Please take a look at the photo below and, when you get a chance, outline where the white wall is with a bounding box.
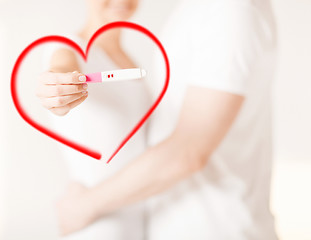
[272,0,311,163]
[0,0,310,239]
[270,1,311,239]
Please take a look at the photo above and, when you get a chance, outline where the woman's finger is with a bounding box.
[49,95,88,116]
[40,91,88,109]
[39,71,86,85]
[36,83,88,97]
[67,94,88,109]
[49,105,71,116]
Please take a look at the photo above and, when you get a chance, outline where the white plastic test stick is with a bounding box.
[85,68,146,83]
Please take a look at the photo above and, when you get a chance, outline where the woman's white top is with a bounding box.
[146,0,278,239]
[42,34,150,240]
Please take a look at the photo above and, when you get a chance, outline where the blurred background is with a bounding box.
[0,0,310,239]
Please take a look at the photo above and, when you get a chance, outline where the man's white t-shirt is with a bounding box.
[146,0,278,239]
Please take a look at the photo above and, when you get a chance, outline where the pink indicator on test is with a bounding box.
[85,72,102,83]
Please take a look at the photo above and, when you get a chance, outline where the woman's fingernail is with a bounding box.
[73,71,78,73]
[79,75,86,82]
[83,83,88,89]
[82,91,88,95]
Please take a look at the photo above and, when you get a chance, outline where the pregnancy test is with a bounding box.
[85,68,146,83]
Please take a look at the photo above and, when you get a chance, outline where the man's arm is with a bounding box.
[91,86,244,215]
[56,86,244,235]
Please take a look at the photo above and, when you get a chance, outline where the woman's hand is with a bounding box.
[56,181,98,236]
[36,71,88,116]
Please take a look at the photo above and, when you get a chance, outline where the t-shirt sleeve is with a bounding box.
[189,3,265,96]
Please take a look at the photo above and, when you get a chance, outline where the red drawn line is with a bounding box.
[10,21,170,164]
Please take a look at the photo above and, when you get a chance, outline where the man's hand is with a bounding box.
[56,182,98,236]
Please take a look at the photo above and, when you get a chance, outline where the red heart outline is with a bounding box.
[10,21,170,163]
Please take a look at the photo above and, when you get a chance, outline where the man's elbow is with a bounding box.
[184,149,209,174]
[168,132,210,178]
[174,139,210,175]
